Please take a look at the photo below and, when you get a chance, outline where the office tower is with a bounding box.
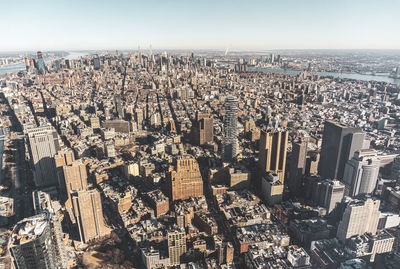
[27,126,60,187]
[264,105,271,124]
[72,189,109,243]
[223,96,238,162]
[137,45,142,67]
[261,172,284,205]
[318,120,365,180]
[9,212,67,269]
[306,150,319,175]
[24,56,29,71]
[343,149,380,197]
[234,63,248,72]
[168,228,186,265]
[54,59,61,71]
[105,141,116,158]
[30,58,35,70]
[337,197,380,242]
[287,137,308,194]
[391,155,400,183]
[258,129,288,183]
[114,94,124,118]
[36,51,45,74]
[93,55,100,70]
[311,179,345,213]
[167,155,203,201]
[168,119,176,133]
[60,160,88,208]
[135,108,144,128]
[65,59,71,69]
[54,149,75,200]
[191,113,213,145]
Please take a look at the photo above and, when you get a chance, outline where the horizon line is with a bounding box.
[1,48,400,53]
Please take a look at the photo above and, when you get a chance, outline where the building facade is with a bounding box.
[26,125,60,187]
[168,228,186,265]
[258,129,288,183]
[337,198,380,242]
[61,160,88,208]
[72,189,109,243]
[191,113,213,146]
[223,96,238,162]
[343,149,380,197]
[9,212,67,269]
[167,155,203,201]
[319,120,364,180]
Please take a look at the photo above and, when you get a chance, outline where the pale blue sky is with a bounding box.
[0,0,399,51]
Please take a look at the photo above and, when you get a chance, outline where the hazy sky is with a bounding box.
[1,0,399,51]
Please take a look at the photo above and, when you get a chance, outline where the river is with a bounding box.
[0,51,88,75]
[249,67,400,85]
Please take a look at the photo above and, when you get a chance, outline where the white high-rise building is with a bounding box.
[337,197,380,242]
[343,149,380,197]
[9,212,68,269]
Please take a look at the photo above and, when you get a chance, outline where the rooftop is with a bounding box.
[10,212,49,247]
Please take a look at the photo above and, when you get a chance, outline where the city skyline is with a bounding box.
[1,1,400,268]
[1,0,399,51]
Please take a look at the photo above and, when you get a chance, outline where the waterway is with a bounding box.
[0,51,88,75]
[249,67,400,85]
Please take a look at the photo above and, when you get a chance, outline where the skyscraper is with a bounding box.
[167,155,203,201]
[71,189,109,243]
[311,179,345,213]
[9,212,67,269]
[114,94,124,118]
[36,51,46,74]
[24,56,29,72]
[168,227,186,265]
[60,159,88,208]
[318,120,365,180]
[191,112,214,146]
[337,197,380,242]
[223,96,238,162]
[54,149,76,204]
[287,137,308,194]
[137,45,142,67]
[27,125,60,187]
[93,55,101,70]
[258,129,288,183]
[343,149,380,197]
